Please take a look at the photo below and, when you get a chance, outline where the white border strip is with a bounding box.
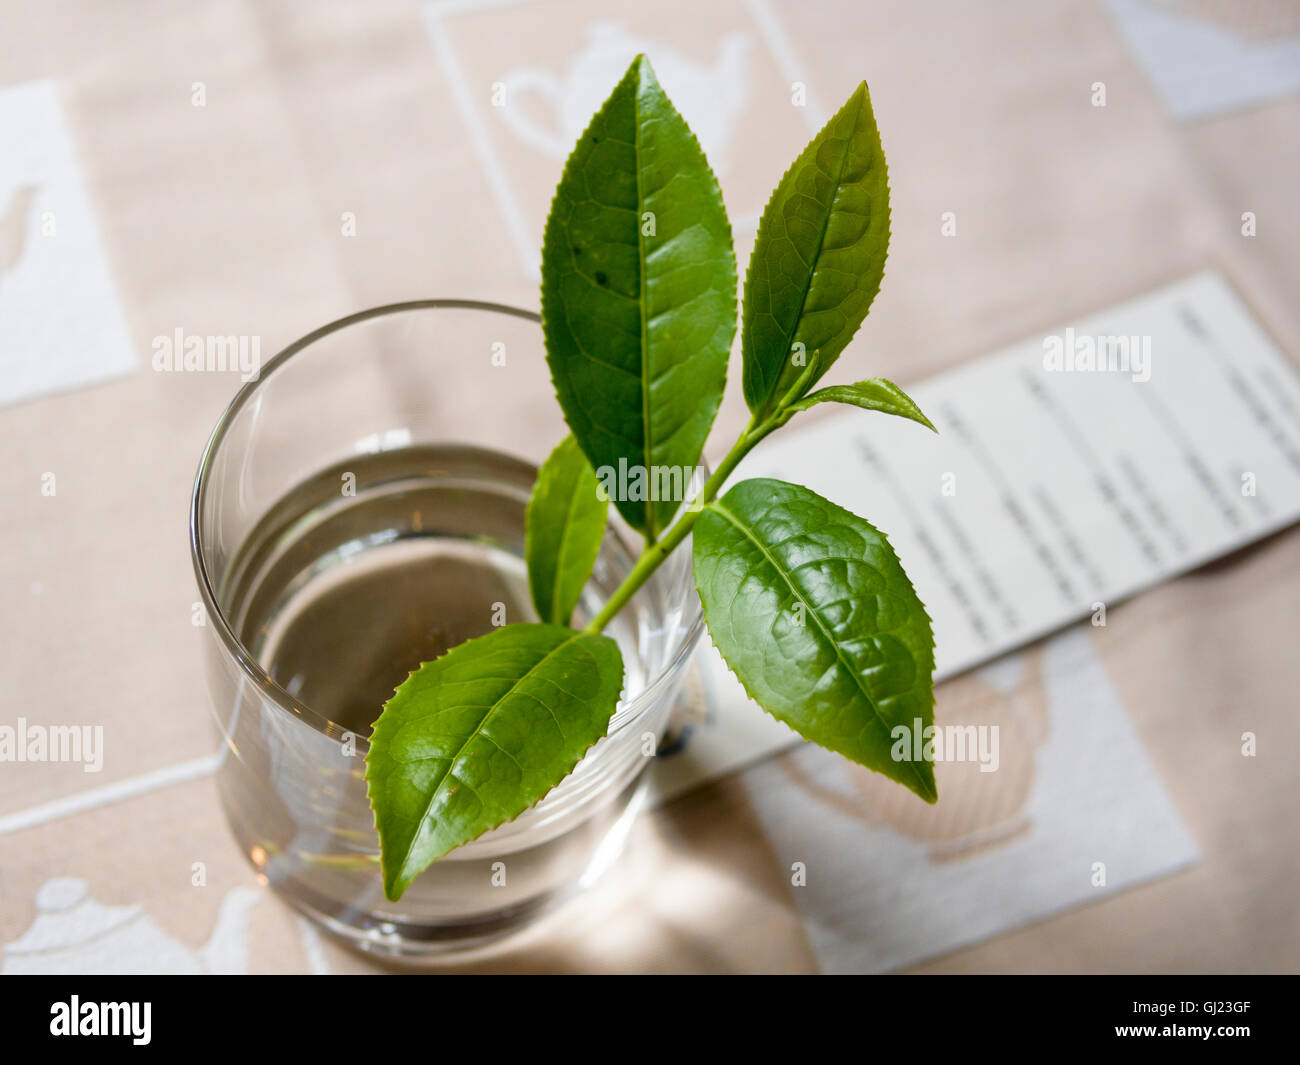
[746,0,827,129]
[0,753,220,836]
[423,0,543,277]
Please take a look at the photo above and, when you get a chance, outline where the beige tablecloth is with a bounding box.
[1,0,1297,972]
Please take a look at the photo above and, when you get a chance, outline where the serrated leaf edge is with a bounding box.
[742,82,892,415]
[539,54,737,537]
[364,625,623,899]
[692,487,937,803]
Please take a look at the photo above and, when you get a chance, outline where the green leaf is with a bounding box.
[692,478,936,801]
[541,54,737,540]
[526,436,610,626]
[365,624,624,900]
[785,377,936,432]
[742,82,890,419]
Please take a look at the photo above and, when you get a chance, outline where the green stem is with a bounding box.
[582,358,822,637]
[582,415,777,636]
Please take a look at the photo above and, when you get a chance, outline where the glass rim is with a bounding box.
[189,298,707,747]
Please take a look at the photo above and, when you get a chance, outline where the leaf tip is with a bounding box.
[627,52,656,88]
[383,864,413,903]
[913,772,939,804]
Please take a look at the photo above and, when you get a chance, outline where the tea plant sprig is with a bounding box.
[366,56,938,901]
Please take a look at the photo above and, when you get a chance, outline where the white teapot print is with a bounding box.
[1,877,263,975]
[496,22,749,175]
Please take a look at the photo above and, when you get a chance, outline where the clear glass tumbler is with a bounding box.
[189,302,704,959]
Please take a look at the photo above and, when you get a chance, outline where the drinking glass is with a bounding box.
[189,302,704,959]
